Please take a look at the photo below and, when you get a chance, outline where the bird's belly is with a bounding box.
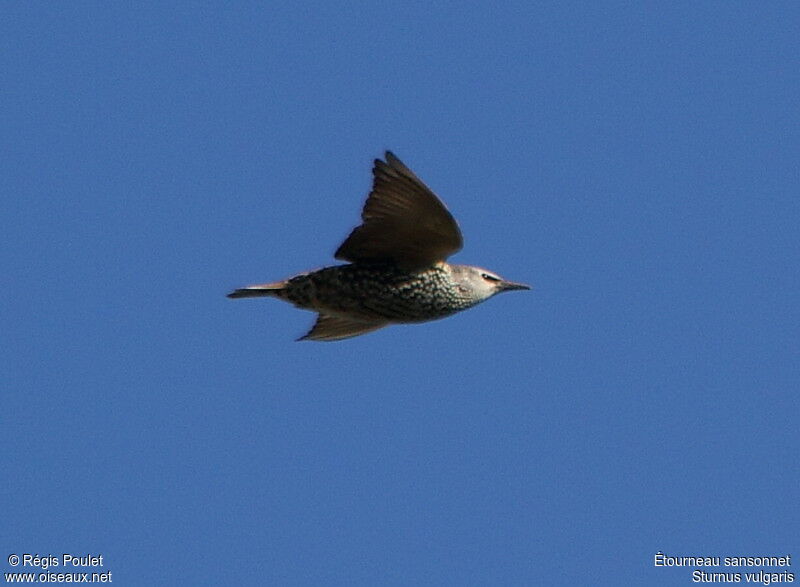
[319,286,459,323]
[362,291,458,322]
[287,265,467,323]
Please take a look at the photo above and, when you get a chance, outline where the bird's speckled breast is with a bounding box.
[284,262,476,323]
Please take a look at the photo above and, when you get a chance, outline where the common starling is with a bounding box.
[228,151,530,341]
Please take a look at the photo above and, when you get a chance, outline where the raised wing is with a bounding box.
[334,152,463,270]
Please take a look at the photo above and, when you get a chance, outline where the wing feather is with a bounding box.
[334,152,463,270]
[298,314,387,342]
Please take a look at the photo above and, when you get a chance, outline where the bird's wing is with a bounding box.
[334,151,463,270]
[298,314,388,342]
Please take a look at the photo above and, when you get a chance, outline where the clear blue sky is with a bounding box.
[3,3,798,585]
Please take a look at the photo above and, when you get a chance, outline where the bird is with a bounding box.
[227,151,530,341]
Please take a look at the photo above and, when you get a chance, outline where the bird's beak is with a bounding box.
[499,280,531,292]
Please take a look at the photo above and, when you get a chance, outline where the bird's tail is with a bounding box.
[227,280,288,299]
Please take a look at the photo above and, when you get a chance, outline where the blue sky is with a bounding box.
[2,3,798,585]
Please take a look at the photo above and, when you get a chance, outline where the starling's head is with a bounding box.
[449,264,531,303]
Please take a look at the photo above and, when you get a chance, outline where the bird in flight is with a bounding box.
[228,151,530,341]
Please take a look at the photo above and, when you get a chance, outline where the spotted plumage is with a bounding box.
[228,152,530,341]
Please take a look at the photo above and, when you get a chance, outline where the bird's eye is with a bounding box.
[481,273,500,282]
